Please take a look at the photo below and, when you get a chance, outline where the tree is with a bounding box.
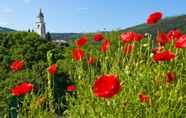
[46,32,52,40]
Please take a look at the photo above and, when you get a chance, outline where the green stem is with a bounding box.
[46,51,54,112]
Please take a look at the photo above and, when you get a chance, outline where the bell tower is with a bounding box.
[36,8,46,38]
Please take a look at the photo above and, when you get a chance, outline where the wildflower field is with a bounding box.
[0,12,186,118]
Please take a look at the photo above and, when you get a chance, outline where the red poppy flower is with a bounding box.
[166,71,176,83]
[151,47,164,54]
[153,50,176,62]
[156,32,168,46]
[67,85,76,92]
[72,48,85,61]
[134,34,144,42]
[152,48,159,54]
[75,36,88,47]
[87,56,96,65]
[120,32,136,43]
[11,82,33,97]
[167,30,182,42]
[10,60,24,72]
[139,94,150,103]
[92,74,121,98]
[175,34,186,48]
[146,12,162,25]
[93,33,104,42]
[100,40,111,52]
[48,64,57,74]
[123,45,135,55]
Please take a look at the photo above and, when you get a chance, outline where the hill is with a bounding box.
[1,15,186,40]
[0,26,15,32]
[50,15,186,41]
[120,15,186,35]
[51,33,82,41]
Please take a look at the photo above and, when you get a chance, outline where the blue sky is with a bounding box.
[0,0,186,33]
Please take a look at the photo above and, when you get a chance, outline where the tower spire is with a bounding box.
[38,8,44,18]
[36,8,46,38]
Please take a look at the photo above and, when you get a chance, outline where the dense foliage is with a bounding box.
[0,32,67,117]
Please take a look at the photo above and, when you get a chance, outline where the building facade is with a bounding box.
[36,9,46,38]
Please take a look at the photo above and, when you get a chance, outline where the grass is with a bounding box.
[2,31,186,118]
[61,31,186,117]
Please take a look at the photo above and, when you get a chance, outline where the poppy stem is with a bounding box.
[46,51,55,112]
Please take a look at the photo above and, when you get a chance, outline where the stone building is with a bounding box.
[36,9,46,38]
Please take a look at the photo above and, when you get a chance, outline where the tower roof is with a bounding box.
[37,8,44,17]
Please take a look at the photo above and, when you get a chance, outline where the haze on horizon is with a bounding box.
[0,0,186,33]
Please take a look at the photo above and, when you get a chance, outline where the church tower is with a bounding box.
[36,9,46,38]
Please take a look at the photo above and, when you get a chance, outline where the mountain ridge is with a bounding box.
[120,15,186,34]
[1,14,186,40]
[0,26,15,32]
[50,14,186,40]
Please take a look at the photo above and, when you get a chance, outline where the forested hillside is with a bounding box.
[0,32,67,116]
[121,15,186,35]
